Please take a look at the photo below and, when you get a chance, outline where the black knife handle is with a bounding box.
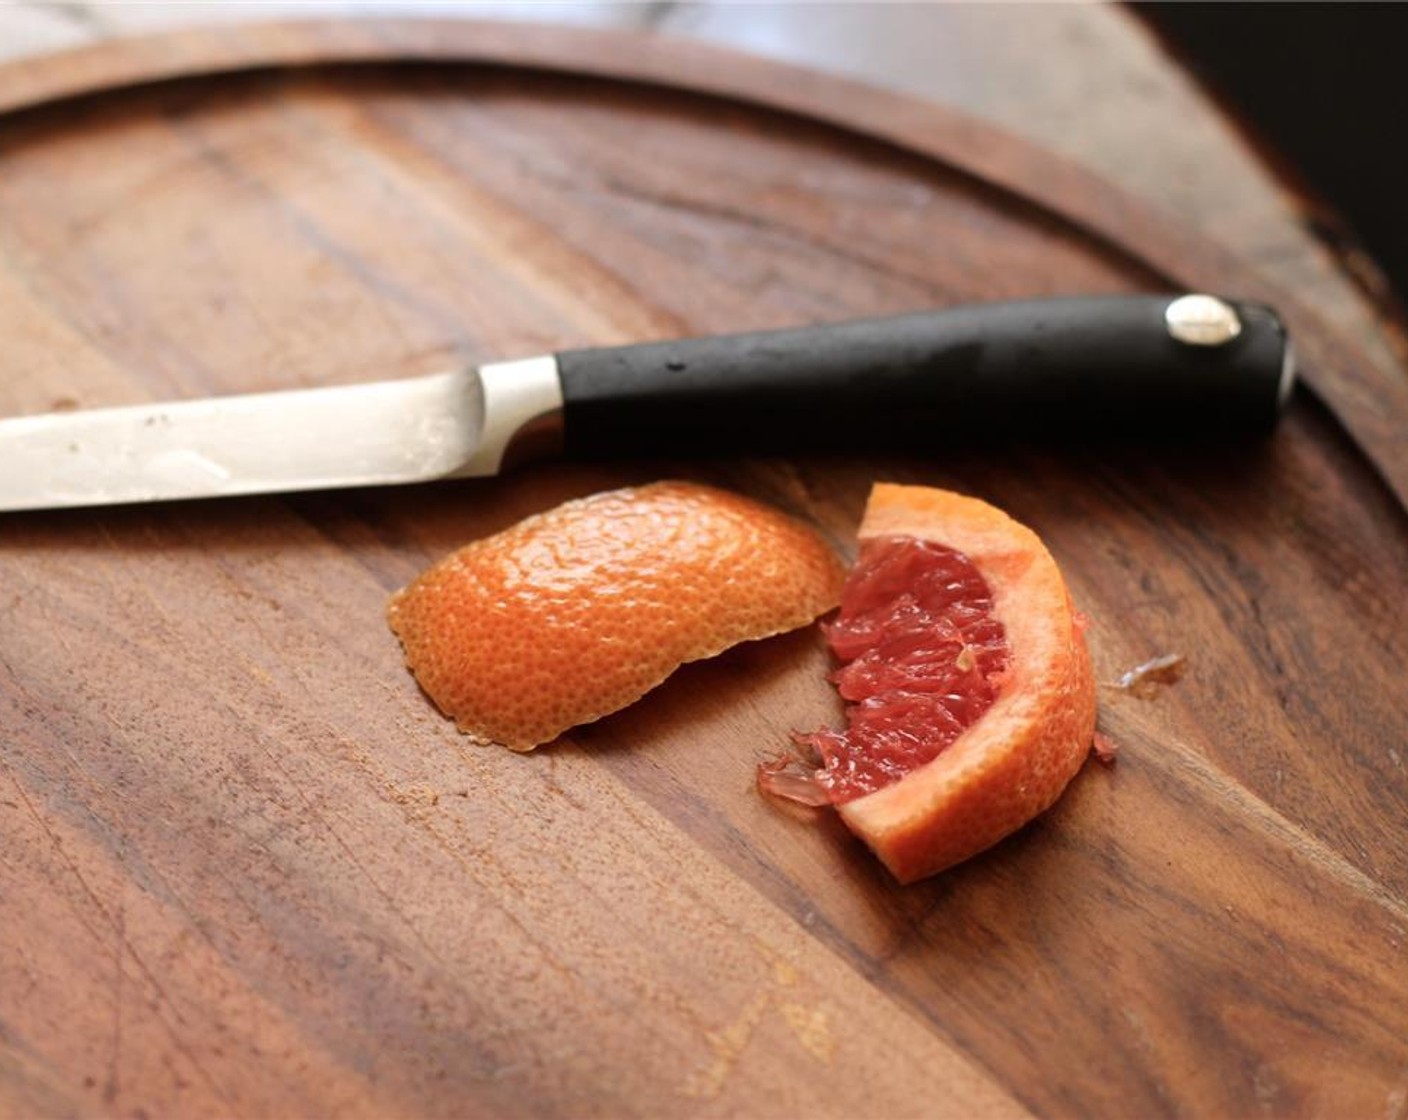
[554,295,1292,458]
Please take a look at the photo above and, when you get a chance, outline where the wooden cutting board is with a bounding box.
[2,20,1406,1119]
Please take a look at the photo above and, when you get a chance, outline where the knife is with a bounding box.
[0,294,1292,512]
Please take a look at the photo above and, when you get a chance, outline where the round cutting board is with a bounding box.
[2,21,1405,1119]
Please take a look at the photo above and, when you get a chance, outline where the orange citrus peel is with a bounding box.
[387,481,845,750]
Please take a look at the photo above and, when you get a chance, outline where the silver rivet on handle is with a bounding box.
[1165,293,1243,346]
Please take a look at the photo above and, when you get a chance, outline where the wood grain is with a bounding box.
[1,22,1406,1119]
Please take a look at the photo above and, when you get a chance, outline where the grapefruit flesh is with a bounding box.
[791,536,1013,802]
[761,483,1096,883]
[387,481,845,751]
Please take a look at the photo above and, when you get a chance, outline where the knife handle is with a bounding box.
[553,295,1293,458]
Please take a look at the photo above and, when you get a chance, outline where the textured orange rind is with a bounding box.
[388,481,845,750]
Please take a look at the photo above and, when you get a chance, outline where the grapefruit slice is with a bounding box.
[388,481,845,751]
[761,483,1096,883]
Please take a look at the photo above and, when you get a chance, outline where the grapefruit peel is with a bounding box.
[387,481,845,751]
[772,483,1097,884]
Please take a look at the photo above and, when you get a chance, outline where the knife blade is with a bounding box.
[0,294,1293,512]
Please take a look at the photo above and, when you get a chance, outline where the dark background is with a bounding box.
[1138,2,1408,311]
